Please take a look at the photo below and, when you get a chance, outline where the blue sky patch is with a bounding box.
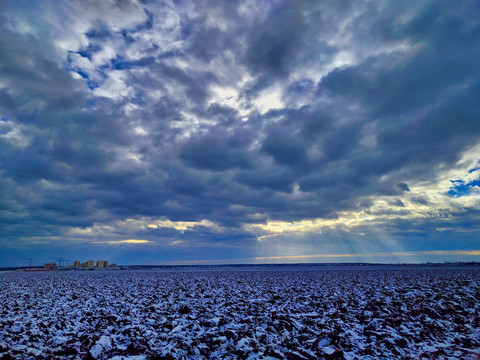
[449,178,480,198]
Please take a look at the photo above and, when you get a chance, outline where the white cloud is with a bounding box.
[253,85,284,113]
[93,71,132,99]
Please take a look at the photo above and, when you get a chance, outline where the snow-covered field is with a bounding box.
[0,266,479,360]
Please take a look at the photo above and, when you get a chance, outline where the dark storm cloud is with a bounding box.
[261,130,307,167]
[237,168,295,192]
[1,0,480,265]
[322,124,362,161]
[182,20,230,63]
[0,90,15,110]
[396,183,410,192]
[180,135,252,171]
[246,3,305,76]
[301,2,480,208]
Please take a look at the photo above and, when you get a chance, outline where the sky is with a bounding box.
[1,0,480,267]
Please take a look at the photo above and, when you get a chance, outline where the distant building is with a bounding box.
[44,262,56,270]
[42,259,112,270]
[96,260,108,268]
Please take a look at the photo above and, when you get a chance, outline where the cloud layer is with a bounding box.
[1,0,480,266]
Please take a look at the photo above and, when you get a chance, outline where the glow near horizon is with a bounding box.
[166,250,480,265]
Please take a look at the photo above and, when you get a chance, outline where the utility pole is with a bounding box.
[23,258,34,267]
[50,257,64,267]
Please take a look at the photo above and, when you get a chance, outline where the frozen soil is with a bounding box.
[0,266,479,359]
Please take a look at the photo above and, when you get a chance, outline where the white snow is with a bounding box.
[0,265,478,359]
